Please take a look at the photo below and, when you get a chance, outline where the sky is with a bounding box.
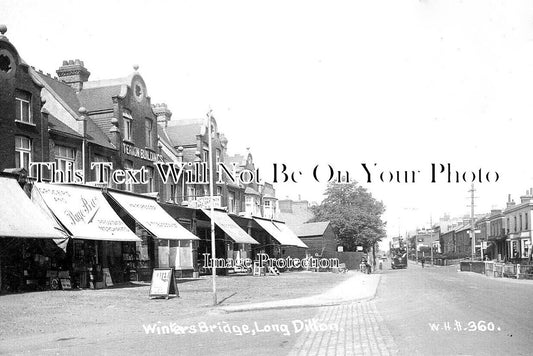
[3,0,533,245]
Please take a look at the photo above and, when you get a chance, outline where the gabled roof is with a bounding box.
[31,69,115,150]
[292,221,331,237]
[33,70,81,117]
[158,123,180,160]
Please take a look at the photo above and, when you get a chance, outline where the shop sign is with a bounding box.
[194,196,221,209]
[149,268,178,299]
[122,142,164,162]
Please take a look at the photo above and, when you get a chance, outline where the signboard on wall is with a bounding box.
[191,196,221,210]
[149,268,178,299]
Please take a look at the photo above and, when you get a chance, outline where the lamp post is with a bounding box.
[207,110,217,306]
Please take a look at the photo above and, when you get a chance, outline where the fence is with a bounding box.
[464,261,533,280]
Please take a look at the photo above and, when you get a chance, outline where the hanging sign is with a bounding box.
[149,268,178,299]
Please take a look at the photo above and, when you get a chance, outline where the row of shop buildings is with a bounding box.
[0,25,328,292]
[400,192,533,263]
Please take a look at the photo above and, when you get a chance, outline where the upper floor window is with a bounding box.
[145,118,153,148]
[15,136,32,172]
[15,90,32,124]
[228,191,236,213]
[216,149,221,163]
[124,160,134,192]
[92,154,111,185]
[123,110,133,142]
[146,166,155,192]
[55,145,76,177]
[514,216,518,232]
[187,185,196,201]
[526,213,529,230]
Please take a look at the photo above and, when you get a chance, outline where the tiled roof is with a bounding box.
[78,85,122,112]
[47,115,82,138]
[86,118,115,149]
[244,187,260,196]
[32,70,81,117]
[292,221,331,237]
[31,69,115,150]
[164,119,204,146]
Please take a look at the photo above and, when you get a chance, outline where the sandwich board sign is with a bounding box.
[149,268,178,299]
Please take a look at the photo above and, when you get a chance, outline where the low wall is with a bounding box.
[460,261,485,274]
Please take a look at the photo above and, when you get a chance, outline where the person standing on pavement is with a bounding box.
[421,258,425,268]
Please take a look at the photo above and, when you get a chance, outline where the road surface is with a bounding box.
[2,263,532,355]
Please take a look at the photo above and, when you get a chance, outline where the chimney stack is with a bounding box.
[506,194,515,208]
[152,103,172,127]
[56,59,90,92]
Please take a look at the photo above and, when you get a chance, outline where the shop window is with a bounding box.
[145,118,153,148]
[15,136,32,172]
[178,240,192,268]
[123,110,133,142]
[124,160,134,192]
[523,240,530,258]
[15,90,32,123]
[55,145,76,177]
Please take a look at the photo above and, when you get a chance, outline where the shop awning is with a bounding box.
[107,191,199,241]
[202,209,259,244]
[0,177,65,239]
[272,222,308,248]
[253,217,307,248]
[32,183,140,242]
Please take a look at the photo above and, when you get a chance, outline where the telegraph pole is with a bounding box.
[469,183,476,260]
[207,110,217,306]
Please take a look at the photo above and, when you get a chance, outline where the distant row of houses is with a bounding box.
[394,190,533,263]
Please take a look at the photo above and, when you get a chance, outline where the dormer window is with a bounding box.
[123,110,133,142]
[15,90,32,124]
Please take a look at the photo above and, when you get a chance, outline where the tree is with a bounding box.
[309,181,386,254]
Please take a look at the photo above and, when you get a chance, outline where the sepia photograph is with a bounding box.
[0,1,532,355]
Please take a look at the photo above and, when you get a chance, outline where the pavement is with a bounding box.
[218,271,381,313]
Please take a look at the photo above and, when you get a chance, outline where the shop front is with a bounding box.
[199,209,259,275]
[105,190,200,280]
[32,183,141,288]
[0,176,67,292]
[253,217,308,262]
[506,233,531,263]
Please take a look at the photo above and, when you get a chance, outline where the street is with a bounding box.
[1,264,532,355]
